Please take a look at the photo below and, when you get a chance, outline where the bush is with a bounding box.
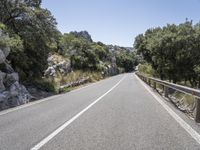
[32,78,59,93]
[138,63,157,77]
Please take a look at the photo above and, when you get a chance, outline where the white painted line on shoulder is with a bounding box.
[30,75,126,150]
[0,94,61,116]
[135,74,200,145]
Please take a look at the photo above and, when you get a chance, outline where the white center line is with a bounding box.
[135,74,200,145]
[30,75,126,150]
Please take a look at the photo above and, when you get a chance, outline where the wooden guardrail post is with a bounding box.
[195,98,200,123]
[153,82,156,89]
[148,79,151,86]
[164,86,169,98]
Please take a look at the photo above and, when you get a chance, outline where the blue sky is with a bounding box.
[42,0,200,47]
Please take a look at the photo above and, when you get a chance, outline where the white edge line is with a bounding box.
[135,74,200,145]
[0,75,120,116]
[30,75,126,150]
[0,95,61,116]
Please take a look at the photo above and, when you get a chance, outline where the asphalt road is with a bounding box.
[0,73,200,150]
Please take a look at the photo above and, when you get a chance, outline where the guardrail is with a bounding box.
[136,72,200,123]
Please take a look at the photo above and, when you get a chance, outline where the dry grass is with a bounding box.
[58,70,103,85]
[43,70,104,93]
[171,92,195,106]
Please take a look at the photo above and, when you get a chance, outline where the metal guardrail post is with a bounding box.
[164,86,169,98]
[136,73,200,122]
[195,98,200,123]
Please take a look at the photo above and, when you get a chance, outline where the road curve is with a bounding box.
[0,73,200,150]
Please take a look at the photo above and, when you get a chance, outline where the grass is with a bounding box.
[40,53,105,93]
[171,92,195,106]
[58,70,103,85]
[61,86,76,93]
[43,70,104,93]
[155,82,195,108]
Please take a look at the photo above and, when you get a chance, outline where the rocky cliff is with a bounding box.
[70,31,93,42]
[0,29,32,110]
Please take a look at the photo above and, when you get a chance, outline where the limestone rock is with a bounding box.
[1,47,10,58]
[70,31,93,42]
[44,54,71,77]
[4,73,19,87]
[0,71,6,92]
[0,94,7,109]
[0,28,32,110]
[5,63,15,73]
[8,81,32,107]
[0,49,6,64]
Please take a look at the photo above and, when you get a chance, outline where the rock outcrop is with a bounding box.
[70,31,93,42]
[44,54,71,77]
[0,29,33,110]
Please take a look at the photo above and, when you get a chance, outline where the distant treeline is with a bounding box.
[58,32,138,73]
[134,20,200,87]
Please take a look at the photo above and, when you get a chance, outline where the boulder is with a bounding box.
[9,81,20,97]
[4,72,19,87]
[0,71,6,92]
[0,49,6,64]
[0,94,7,110]
[8,81,32,107]
[1,47,10,58]
[44,66,56,77]
[44,54,71,77]
[5,62,14,73]
[18,85,32,104]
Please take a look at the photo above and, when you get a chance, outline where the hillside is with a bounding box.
[0,1,138,110]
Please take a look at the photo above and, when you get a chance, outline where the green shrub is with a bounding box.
[138,63,157,77]
[33,79,59,93]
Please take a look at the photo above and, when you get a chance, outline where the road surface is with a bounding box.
[0,73,200,150]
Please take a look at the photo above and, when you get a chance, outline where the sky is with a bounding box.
[42,0,200,47]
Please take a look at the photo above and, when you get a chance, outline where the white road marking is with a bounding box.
[135,74,200,145]
[0,95,61,116]
[0,75,117,117]
[30,76,125,150]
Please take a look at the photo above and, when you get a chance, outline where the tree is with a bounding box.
[134,20,200,86]
[116,51,136,72]
[0,0,60,80]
